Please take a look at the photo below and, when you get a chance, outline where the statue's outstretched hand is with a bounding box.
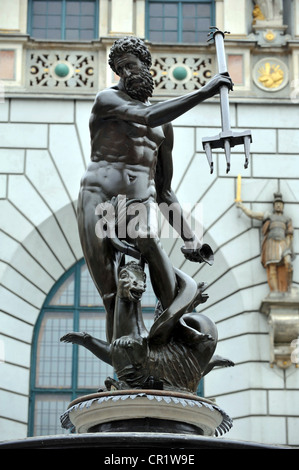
[203,72,234,98]
[236,201,246,212]
[181,243,214,266]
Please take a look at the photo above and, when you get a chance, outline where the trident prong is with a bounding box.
[202,27,252,173]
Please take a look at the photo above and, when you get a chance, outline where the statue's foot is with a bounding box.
[104,377,128,391]
[188,282,209,311]
[210,355,235,369]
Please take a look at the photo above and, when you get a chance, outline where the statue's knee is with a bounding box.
[269,264,276,275]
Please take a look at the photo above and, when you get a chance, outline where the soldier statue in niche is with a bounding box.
[237,192,294,293]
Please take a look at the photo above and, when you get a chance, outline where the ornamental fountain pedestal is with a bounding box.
[61,389,232,437]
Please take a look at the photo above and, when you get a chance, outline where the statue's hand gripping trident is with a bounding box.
[202,27,252,174]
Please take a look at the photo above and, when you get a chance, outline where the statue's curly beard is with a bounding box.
[124,66,154,102]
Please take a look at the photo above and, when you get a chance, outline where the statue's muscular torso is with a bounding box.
[80,90,166,202]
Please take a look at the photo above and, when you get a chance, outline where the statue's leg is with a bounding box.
[267,263,278,292]
[60,332,112,365]
[126,200,177,310]
[77,189,119,343]
[135,235,177,310]
[284,254,293,291]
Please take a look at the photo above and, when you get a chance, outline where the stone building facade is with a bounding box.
[0,0,299,445]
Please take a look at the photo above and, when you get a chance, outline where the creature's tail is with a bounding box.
[148,268,197,344]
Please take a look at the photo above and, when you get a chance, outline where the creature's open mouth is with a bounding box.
[130,289,144,301]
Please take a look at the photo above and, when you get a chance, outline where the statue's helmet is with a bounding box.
[273,192,284,204]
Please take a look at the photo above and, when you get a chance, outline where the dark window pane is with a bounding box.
[33,15,47,28]
[34,394,71,436]
[32,28,47,38]
[47,28,62,39]
[149,3,163,16]
[31,0,97,40]
[149,17,163,30]
[164,4,177,16]
[49,273,75,305]
[182,31,197,43]
[149,30,164,42]
[66,15,80,27]
[142,264,156,307]
[66,29,80,40]
[197,30,209,42]
[78,312,114,388]
[83,1,95,15]
[80,264,103,306]
[81,15,94,28]
[48,15,62,28]
[66,1,81,15]
[197,17,211,30]
[183,18,196,31]
[48,1,62,14]
[80,29,94,40]
[164,17,178,30]
[164,31,178,42]
[183,4,196,17]
[35,312,73,388]
[33,1,47,14]
[148,1,213,44]
[197,4,211,17]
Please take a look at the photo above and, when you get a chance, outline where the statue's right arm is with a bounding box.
[91,73,232,128]
[236,202,264,220]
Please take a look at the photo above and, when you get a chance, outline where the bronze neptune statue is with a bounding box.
[61,36,234,394]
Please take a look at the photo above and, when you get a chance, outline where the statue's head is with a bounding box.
[108,36,154,102]
[108,36,152,72]
[273,192,284,213]
[117,261,146,303]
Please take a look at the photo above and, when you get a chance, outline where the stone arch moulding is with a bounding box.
[0,200,83,330]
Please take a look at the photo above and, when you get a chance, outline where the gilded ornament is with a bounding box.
[252,4,265,24]
[258,61,284,88]
[265,30,276,41]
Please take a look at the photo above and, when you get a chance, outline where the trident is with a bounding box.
[202,27,252,174]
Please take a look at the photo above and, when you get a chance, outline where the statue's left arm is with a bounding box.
[286,218,294,253]
[155,122,202,251]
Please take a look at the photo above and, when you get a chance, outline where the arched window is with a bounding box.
[28,258,156,436]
